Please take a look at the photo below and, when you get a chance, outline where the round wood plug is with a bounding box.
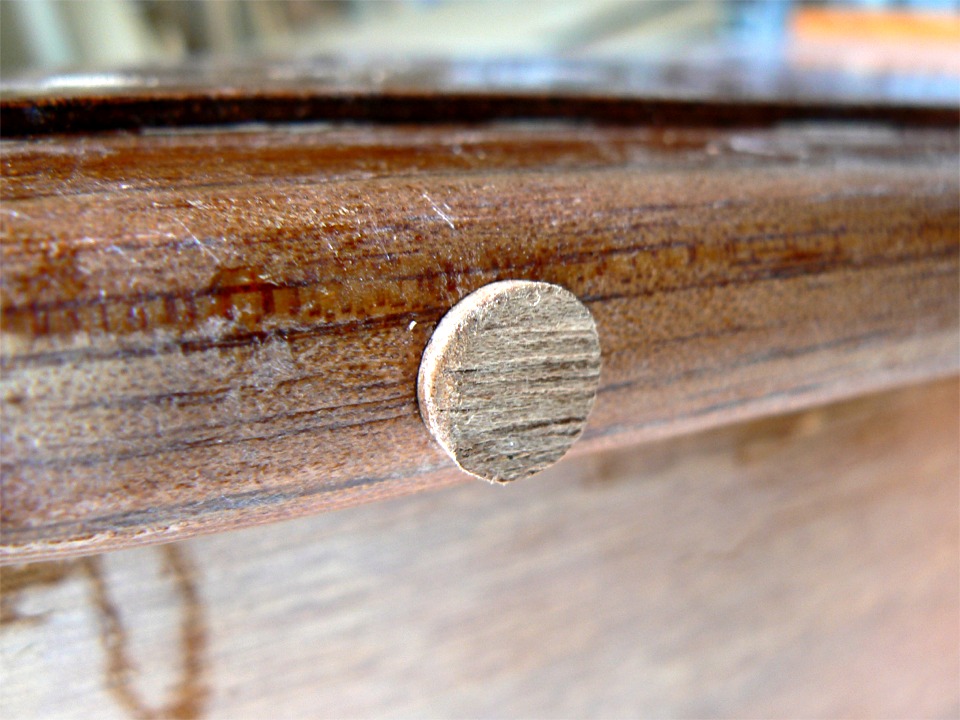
[417,280,601,483]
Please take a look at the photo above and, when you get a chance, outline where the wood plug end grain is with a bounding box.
[417,280,601,483]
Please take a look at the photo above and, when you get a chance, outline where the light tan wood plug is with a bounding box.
[417,280,601,483]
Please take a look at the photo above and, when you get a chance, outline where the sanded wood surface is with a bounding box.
[2,379,957,718]
[1,118,958,561]
[417,280,601,483]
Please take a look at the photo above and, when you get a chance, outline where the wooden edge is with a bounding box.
[2,57,958,135]
[1,121,958,562]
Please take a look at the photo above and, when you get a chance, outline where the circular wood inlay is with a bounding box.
[417,280,601,483]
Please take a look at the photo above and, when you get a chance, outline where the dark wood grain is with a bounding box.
[1,119,958,561]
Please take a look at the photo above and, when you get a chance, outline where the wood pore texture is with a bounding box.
[417,280,601,483]
[1,379,957,718]
[1,119,958,560]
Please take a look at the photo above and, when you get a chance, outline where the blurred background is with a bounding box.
[2,0,959,78]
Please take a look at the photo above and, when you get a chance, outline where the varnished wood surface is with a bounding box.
[2,379,957,718]
[1,121,958,561]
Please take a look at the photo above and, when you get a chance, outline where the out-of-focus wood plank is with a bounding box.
[1,378,956,718]
[3,57,958,136]
[2,122,957,561]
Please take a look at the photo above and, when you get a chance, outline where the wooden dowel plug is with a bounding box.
[417,280,602,483]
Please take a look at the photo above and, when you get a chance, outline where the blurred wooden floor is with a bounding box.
[1,376,957,718]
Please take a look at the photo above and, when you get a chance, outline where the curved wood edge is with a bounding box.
[1,122,958,562]
[2,58,958,135]
[3,91,958,137]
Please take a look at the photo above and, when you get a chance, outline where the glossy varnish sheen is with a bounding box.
[1,122,958,560]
